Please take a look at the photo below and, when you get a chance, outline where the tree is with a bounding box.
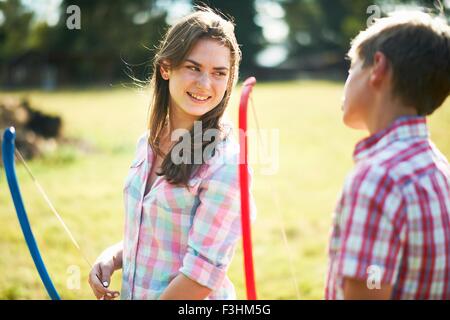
[281,0,377,57]
[50,0,168,83]
[281,0,450,62]
[0,0,34,65]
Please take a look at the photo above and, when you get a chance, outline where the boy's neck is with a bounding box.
[366,96,418,135]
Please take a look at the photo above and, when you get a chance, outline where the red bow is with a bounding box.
[238,77,257,300]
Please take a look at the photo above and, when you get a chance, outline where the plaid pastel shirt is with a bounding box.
[326,116,450,300]
[121,130,256,300]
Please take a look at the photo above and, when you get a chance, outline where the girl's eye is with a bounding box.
[187,66,200,72]
[214,72,227,77]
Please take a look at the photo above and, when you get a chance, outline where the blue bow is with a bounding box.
[2,127,60,300]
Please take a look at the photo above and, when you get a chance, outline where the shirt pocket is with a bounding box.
[151,180,201,246]
[152,175,203,217]
[123,155,146,199]
[145,174,206,254]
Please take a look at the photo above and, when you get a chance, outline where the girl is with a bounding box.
[88,7,256,300]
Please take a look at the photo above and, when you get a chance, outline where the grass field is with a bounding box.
[1,81,449,300]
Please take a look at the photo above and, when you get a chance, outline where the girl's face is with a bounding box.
[163,38,231,123]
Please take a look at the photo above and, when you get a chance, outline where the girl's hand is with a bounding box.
[88,243,123,300]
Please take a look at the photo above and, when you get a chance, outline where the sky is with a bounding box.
[21,0,62,26]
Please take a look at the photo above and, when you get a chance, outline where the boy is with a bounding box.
[326,11,450,299]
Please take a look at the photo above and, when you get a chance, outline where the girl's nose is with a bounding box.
[196,72,211,89]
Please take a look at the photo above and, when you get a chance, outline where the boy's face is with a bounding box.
[341,56,373,130]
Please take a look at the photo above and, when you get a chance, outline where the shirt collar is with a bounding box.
[353,115,429,163]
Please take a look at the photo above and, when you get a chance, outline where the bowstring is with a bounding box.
[15,149,94,270]
[249,93,301,300]
[273,192,301,299]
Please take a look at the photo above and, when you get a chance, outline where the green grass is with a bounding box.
[0,81,449,300]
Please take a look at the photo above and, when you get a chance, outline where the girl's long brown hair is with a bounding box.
[147,7,241,187]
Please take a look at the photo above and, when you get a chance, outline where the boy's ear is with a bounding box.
[370,51,390,87]
[160,59,171,80]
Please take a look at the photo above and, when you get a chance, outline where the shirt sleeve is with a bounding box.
[336,165,406,286]
[179,145,257,290]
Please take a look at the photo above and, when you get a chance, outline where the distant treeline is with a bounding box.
[0,0,447,88]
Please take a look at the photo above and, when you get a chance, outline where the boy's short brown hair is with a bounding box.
[348,11,450,116]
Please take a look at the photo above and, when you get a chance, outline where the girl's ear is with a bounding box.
[160,60,171,80]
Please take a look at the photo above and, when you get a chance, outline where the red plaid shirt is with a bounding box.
[326,116,450,300]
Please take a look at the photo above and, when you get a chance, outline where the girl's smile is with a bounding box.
[163,38,231,121]
[186,91,212,103]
